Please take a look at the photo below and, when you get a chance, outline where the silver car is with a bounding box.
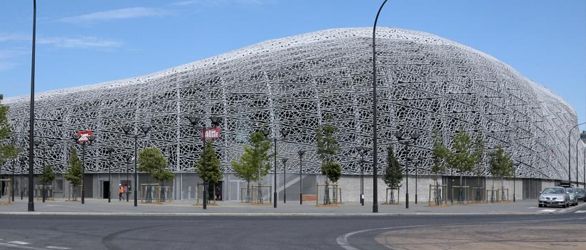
[538,187,570,208]
[565,187,579,206]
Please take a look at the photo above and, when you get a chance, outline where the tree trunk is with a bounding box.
[324,179,330,205]
[246,180,251,203]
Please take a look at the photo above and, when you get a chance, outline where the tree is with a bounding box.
[65,146,82,200]
[40,165,55,201]
[0,96,18,167]
[489,146,513,201]
[384,146,402,189]
[138,147,173,184]
[195,141,222,201]
[447,130,483,201]
[231,131,271,202]
[316,121,340,204]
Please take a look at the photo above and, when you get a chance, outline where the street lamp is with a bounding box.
[298,150,306,205]
[567,122,586,185]
[395,131,420,209]
[122,125,151,207]
[186,115,221,210]
[125,155,132,202]
[272,129,289,209]
[356,147,369,206]
[105,147,114,203]
[27,0,38,212]
[73,131,95,205]
[371,0,389,213]
[282,158,288,203]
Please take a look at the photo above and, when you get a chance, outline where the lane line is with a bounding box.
[9,241,30,245]
[46,246,71,250]
[0,242,44,250]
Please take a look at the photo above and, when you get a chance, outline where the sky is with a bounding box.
[1,0,585,130]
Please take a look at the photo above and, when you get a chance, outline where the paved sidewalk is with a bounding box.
[1,198,584,216]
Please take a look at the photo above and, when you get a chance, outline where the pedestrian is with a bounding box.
[118,184,124,201]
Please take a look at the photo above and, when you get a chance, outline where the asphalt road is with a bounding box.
[1,208,585,250]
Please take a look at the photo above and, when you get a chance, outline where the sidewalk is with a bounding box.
[1,198,584,216]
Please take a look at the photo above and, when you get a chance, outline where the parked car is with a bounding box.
[538,187,570,208]
[564,187,579,206]
[575,187,586,202]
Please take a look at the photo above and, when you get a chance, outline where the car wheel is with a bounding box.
[538,204,542,207]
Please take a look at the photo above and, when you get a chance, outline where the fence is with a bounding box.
[140,183,173,203]
[240,185,272,204]
[486,188,510,202]
[385,187,400,205]
[316,184,342,206]
[195,183,219,206]
[0,179,12,204]
[34,184,54,201]
[428,184,447,206]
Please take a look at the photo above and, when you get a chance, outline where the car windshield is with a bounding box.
[542,188,565,194]
[565,188,574,193]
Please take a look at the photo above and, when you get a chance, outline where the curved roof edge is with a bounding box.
[3,27,573,114]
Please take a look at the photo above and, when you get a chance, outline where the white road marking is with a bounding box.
[46,246,70,250]
[575,210,586,214]
[538,209,556,213]
[0,242,43,249]
[9,241,30,245]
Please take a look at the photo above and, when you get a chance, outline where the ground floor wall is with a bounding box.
[1,173,581,203]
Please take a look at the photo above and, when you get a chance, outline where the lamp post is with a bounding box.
[298,150,305,205]
[356,147,368,206]
[125,156,131,202]
[371,0,389,213]
[567,122,586,185]
[513,161,519,202]
[272,129,289,209]
[282,158,288,203]
[42,140,55,203]
[73,131,95,205]
[27,0,38,212]
[186,115,221,210]
[105,147,114,203]
[122,125,151,207]
[395,131,420,209]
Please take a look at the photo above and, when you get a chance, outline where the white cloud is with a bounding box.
[38,36,122,49]
[60,7,167,23]
[171,0,271,7]
[0,34,29,42]
[0,48,28,71]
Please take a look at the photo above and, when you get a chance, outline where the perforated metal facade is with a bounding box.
[3,28,584,182]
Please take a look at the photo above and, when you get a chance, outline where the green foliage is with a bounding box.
[0,99,18,166]
[447,131,483,175]
[431,132,449,175]
[65,147,82,187]
[196,141,223,184]
[384,146,402,189]
[316,122,341,183]
[138,147,173,184]
[40,165,55,185]
[231,131,272,183]
[489,146,513,178]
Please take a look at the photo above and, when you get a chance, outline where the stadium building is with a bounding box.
[3,28,585,202]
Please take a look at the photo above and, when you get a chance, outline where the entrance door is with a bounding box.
[103,181,110,199]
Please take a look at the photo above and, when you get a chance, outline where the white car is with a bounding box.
[538,187,570,208]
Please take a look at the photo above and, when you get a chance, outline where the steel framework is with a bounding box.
[3,28,584,182]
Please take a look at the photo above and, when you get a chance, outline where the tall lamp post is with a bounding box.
[282,158,288,203]
[568,122,586,185]
[125,155,131,202]
[395,131,419,209]
[298,150,305,205]
[371,0,389,213]
[272,129,289,208]
[356,147,368,206]
[122,125,151,207]
[27,0,38,212]
[186,115,221,210]
[73,131,96,205]
[105,147,114,203]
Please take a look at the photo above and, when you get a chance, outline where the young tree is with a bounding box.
[40,165,55,201]
[316,121,340,204]
[65,146,82,200]
[195,141,223,201]
[447,130,483,201]
[138,147,174,185]
[231,131,271,202]
[431,132,449,204]
[489,146,513,201]
[0,96,18,167]
[384,146,402,203]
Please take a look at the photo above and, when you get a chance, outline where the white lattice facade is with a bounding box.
[3,28,585,182]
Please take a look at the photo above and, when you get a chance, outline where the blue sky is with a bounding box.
[1,0,585,130]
